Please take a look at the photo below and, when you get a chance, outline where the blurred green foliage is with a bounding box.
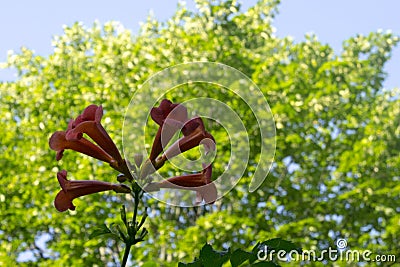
[0,0,399,266]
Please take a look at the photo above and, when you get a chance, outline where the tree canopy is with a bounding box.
[0,0,399,266]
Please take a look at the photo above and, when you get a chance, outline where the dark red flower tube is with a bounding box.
[54,170,131,212]
[158,117,216,163]
[49,131,115,164]
[140,99,189,179]
[144,164,217,204]
[65,105,123,165]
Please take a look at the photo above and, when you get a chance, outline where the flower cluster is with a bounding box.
[49,105,132,212]
[141,99,217,204]
[49,100,218,211]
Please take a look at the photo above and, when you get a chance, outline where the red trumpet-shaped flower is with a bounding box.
[65,105,123,165]
[54,170,131,212]
[140,99,188,178]
[49,131,115,163]
[49,105,128,174]
[149,99,188,161]
[144,164,217,204]
[158,117,216,164]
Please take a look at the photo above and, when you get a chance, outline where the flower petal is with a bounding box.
[54,190,75,212]
[81,104,99,121]
[181,117,203,136]
[49,130,114,163]
[150,99,187,126]
[149,100,188,161]
[196,183,218,204]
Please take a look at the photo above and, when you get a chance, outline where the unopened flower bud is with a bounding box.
[117,173,127,182]
[112,184,131,193]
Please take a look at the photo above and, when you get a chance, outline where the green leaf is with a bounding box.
[178,259,203,267]
[251,262,280,267]
[88,224,112,239]
[249,242,261,263]
[110,222,128,243]
[260,238,301,253]
[120,204,127,226]
[199,243,230,267]
[230,248,252,267]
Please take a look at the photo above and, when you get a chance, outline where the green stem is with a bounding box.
[120,187,144,266]
[121,243,132,267]
[133,190,140,226]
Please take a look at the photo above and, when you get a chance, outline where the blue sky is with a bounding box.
[1,0,399,88]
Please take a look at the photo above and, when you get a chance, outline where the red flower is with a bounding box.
[49,131,115,163]
[144,164,217,204]
[149,99,188,161]
[54,170,131,212]
[49,105,129,174]
[140,100,189,178]
[158,117,216,163]
[65,105,123,165]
